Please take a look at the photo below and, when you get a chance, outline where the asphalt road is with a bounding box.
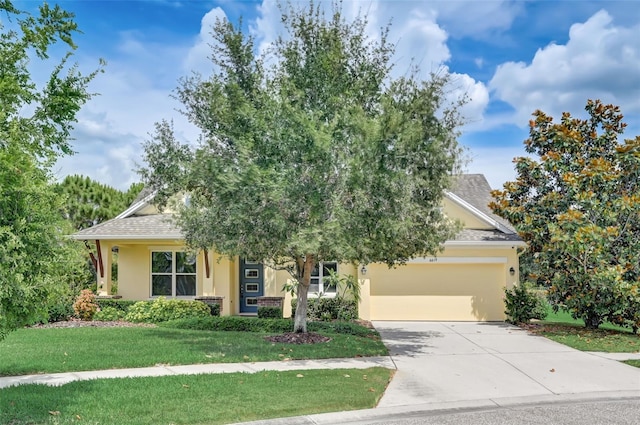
[352,399,640,425]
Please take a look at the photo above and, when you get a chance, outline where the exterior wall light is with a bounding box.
[360,264,368,275]
[509,267,515,276]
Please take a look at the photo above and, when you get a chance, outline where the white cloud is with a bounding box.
[183,7,228,77]
[434,0,523,38]
[490,9,640,126]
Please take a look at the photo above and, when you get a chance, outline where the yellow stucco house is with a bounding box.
[72,174,525,321]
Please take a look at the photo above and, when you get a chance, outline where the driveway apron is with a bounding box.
[373,321,640,408]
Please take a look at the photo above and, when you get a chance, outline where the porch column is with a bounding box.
[212,254,234,316]
[201,249,214,296]
[96,240,113,296]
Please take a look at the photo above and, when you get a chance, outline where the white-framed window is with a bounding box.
[309,262,337,294]
[151,251,197,297]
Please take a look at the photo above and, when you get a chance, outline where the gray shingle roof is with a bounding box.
[73,174,523,245]
[449,174,516,233]
[451,229,523,243]
[72,214,182,240]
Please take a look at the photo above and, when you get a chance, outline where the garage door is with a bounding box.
[368,262,506,321]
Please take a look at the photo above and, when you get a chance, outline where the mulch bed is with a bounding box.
[264,332,331,344]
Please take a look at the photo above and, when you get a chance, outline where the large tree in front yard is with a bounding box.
[141,3,464,332]
[0,1,101,339]
[491,100,640,331]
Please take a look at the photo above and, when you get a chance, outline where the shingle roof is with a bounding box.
[73,174,523,245]
[449,174,516,233]
[72,214,182,240]
[451,229,523,243]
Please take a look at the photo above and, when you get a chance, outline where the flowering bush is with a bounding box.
[73,289,98,321]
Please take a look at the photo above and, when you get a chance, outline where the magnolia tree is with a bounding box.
[491,100,640,331]
[141,3,464,332]
[0,1,102,339]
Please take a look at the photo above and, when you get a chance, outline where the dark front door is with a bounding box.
[239,259,264,314]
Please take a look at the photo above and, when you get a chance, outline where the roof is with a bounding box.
[72,174,523,245]
[71,214,182,240]
[446,174,517,234]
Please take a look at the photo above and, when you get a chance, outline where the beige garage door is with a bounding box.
[368,262,506,321]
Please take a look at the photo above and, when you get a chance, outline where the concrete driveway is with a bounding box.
[373,321,640,408]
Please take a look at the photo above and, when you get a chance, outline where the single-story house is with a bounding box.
[72,174,525,321]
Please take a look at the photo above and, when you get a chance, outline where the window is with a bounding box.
[151,251,197,297]
[309,262,337,294]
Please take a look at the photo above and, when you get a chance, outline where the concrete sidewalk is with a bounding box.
[0,356,394,389]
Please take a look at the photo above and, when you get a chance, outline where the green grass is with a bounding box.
[0,367,392,425]
[624,360,640,368]
[0,327,387,377]
[533,306,640,353]
[543,307,630,332]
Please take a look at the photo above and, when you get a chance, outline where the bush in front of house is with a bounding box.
[125,297,212,323]
[504,283,547,325]
[46,290,76,322]
[161,316,378,338]
[73,289,98,321]
[291,297,358,322]
[94,306,127,321]
[95,299,137,314]
[257,306,282,319]
[203,303,221,317]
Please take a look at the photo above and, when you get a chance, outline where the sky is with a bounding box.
[13,0,640,190]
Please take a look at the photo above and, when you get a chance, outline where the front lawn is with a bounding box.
[0,326,388,376]
[527,306,640,354]
[0,367,392,425]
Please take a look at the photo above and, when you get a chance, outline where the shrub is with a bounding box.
[258,307,282,319]
[94,306,126,321]
[95,299,137,313]
[160,316,379,338]
[199,302,220,317]
[291,297,358,321]
[73,289,98,321]
[504,283,547,324]
[46,291,76,323]
[124,297,212,323]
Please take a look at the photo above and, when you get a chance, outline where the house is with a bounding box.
[72,174,525,321]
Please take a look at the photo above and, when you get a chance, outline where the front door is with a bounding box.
[239,259,264,314]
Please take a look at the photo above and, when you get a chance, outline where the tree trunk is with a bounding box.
[293,254,315,333]
[584,312,602,329]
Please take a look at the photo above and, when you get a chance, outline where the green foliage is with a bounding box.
[0,1,102,340]
[124,297,212,323]
[491,100,640,329]
[140,2,464,332]
[93,306,126,322]
[257,307,282,319]
[73,289,98,321]
[56,175,143,231]
[291,297,358,322]
[95,299,137,313]
[45,286,77,323]
[160,316,378,338]
[504,284,547,324]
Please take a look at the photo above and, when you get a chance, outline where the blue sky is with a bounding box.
[14,0,640,190]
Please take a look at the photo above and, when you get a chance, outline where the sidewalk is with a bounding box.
[0,356,394,389]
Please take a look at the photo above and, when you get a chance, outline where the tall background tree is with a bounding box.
[0,1,102,339]
[141,3,464,332]
[57,175,143,230]
[491,100,640,331]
